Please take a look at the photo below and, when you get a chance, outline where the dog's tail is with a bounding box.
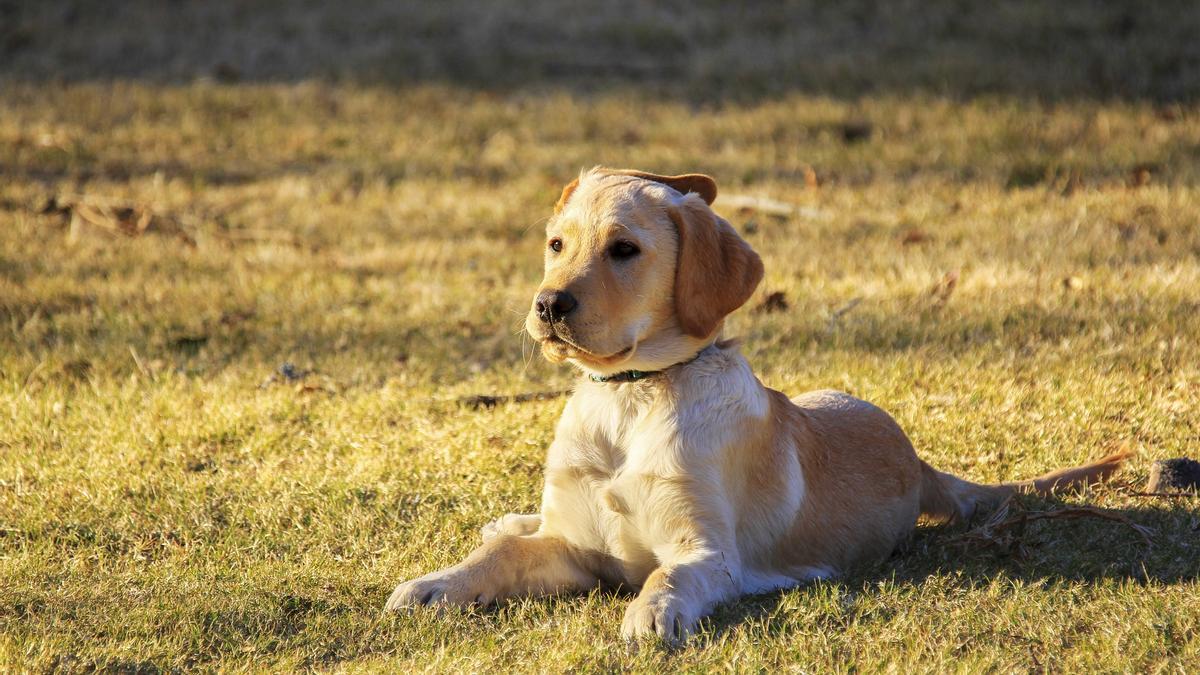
[918,447,1133,523]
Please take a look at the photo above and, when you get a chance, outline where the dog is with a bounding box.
[385,167,1129,643]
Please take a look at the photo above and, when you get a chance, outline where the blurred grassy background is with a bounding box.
[1,1,1199,671]
[3,0,1200,100]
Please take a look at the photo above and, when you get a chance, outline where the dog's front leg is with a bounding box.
[620,543,740,644]
[385,533,596,610]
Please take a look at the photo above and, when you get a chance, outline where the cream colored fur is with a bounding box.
[384,168,1130,644]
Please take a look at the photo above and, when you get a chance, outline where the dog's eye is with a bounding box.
[548,238,563,253]
[609,240,640,260]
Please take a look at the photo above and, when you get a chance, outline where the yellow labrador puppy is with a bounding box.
[385,168,1129,643]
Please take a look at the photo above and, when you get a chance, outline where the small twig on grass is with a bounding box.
[1002,506,1155,545]
[718,194,831,221]
[951,496,1155,556]
[824,297,862,333]
[831,297,862,321]
[128,346,151,379]
[48,193,198,247]
[458,390,568,410]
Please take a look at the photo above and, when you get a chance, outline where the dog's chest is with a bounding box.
[547,391,685,579]
[563,448,667,581]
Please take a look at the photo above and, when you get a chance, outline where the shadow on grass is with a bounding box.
[0,156,514,191]
[705,494,1200,642]
[2,1,1198,102]
[360,495,1198,656]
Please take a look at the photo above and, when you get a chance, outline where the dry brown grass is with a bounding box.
[2,3,1200,671]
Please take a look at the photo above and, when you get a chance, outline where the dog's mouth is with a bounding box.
[541,334,634,366]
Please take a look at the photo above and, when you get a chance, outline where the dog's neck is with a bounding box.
[587,343,717,383]
[572,341,770,449]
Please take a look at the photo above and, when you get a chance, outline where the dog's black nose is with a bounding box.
[535,290,578,323]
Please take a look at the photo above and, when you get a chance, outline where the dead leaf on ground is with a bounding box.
[61,359,92,381]
[213,62,242,83]
[219,310,256,326]
[803,165,819,189]
[1128,164,1154,188]
[38,195,73,221]
[170,335,209,352]
[1155,105,1182,122]
[901,227,932,246]
[755,291,789,314]
[1059,171,1084,196]
[295,381,338,395]
[185,457,217,473]
[840,120,873,143]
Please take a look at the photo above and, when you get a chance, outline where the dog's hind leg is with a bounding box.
[480,513,542,541]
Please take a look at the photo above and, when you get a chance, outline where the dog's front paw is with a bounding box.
[384,569,491,611]
[620,590,698,646]
[384,573,451,611]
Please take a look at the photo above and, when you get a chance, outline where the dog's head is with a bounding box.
[525,168,763,377]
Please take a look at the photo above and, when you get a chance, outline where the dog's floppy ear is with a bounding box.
[670,195,764,338]
[554,177,581,214]
[606,169,718,205]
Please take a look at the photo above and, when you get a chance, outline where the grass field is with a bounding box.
[3,2,1200,672]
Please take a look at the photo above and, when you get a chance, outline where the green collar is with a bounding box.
[587,345,713,384]
[589,369,655,383]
